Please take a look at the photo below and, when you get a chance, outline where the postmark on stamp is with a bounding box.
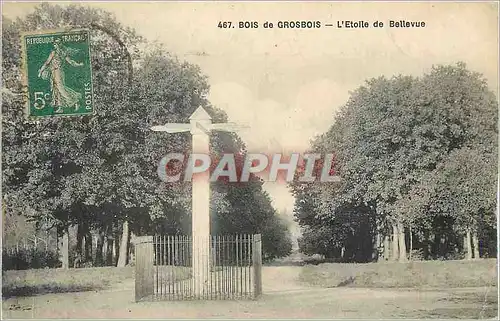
[21,29,94,118]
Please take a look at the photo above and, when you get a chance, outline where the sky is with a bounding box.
[3,2,499,239]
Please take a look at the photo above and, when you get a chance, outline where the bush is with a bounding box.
[2,248,60,270]
[2,266,134,298]
[299,258,498,288]
[409,249,425,261]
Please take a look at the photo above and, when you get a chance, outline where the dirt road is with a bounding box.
[3,266,497,319]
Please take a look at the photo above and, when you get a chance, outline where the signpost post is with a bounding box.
[152,106,247,297]
[21,29,94,118]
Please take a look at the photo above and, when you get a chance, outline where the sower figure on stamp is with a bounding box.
[38,38,84,113]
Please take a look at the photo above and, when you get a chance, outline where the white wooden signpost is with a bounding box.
[151,106,247,297]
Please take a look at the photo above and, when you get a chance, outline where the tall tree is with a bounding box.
[291,63,497,262]
[3,3,293,268]
[2,3,145,267]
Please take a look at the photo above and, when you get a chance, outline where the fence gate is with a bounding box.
[133,234,262,302]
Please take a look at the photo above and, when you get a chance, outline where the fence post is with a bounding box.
[252,234,262,299]
[133,236,154,302]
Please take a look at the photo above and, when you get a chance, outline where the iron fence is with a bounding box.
[133,234,262,301]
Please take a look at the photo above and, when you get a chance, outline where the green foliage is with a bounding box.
[2,248,60,270]
[291,63,498,261]
[2,3,292,262]
[261,215,293,261]
[2,3,147,232]
[211,179,293,259]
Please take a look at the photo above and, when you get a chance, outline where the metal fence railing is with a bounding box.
[133,234,262,301]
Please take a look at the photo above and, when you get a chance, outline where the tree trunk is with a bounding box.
[427,232,433,259]
[472,231,480,259]
[60,226,69,269]
[84,231,92,262]
[440,235,447,256]
[409,225,413,261]
[464,229,472,260]
[129,232,136,265]
[76,224,84,258]
[391,224,399,261]
[117,220,130,267]
[114,233,120,266]
[95,230,105,266]
[383,234,390,261]
[81,233,86,260]
[398,222,407,262]
[106,237,114,266]
[373,232,380,261]
[103,237,108,264]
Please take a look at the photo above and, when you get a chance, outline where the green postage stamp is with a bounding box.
[21,29,94,118]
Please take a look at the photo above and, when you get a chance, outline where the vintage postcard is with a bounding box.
[1,1,498,319]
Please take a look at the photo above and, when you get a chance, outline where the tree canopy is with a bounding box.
[2,3,292,267]
[291,63,498,262]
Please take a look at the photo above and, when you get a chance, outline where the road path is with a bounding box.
[3,266,496,319]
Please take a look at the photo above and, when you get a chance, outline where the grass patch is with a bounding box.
[299,258,498,288]
[424,307,498,319]
[3,265,195,298]
[2,266,134,298]
[153,266,192,285]
[407,290,498,319]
